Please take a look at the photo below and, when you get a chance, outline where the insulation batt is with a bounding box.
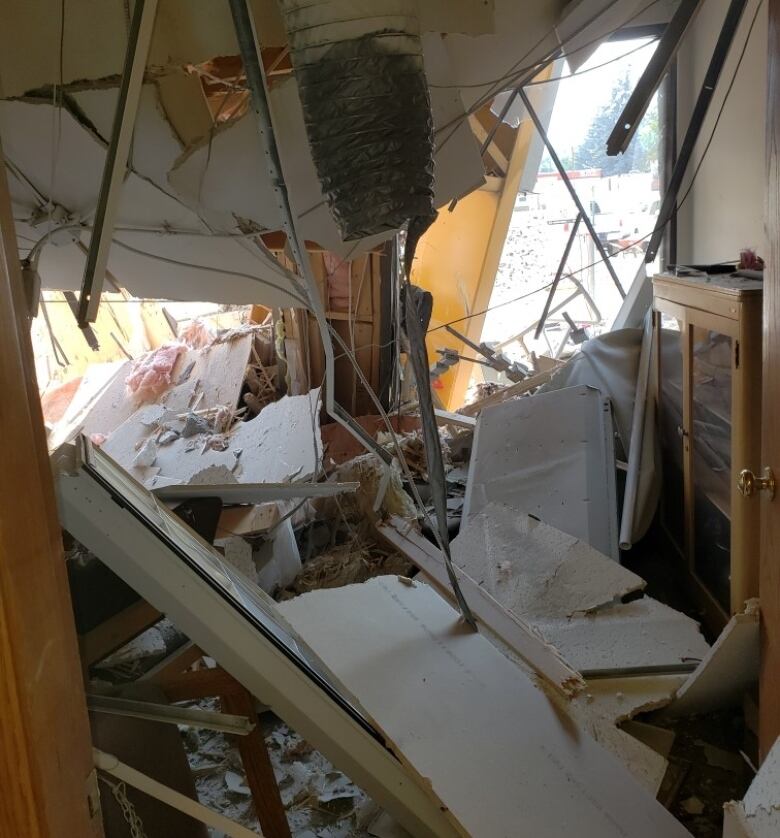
[125,342,186,399]
[179,318,215,349]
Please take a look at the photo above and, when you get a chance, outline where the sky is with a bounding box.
[545,37,660,155]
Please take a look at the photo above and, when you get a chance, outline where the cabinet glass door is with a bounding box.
[690,326,732,612]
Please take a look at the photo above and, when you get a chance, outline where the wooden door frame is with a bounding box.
[0,148,103,834]
[762,0,780,758]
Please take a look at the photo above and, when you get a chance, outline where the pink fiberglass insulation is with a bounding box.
[125,342,186,400]
[179,318,215,349]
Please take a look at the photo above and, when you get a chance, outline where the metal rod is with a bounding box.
[581,662,699,679]
[534,213,582,340]
[645,0,749,263]
[518,88,625,298]
[87,694,255,736]
[77,0,159,325]
[477,0,627,156]
[153,481,359,503]
[227,0,392,467]
[444,323,499,361]
[403,288,477,627]
[606,0,702,156]
[618,310,654,550]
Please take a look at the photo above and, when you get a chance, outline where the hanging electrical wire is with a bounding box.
[429,0,763,335]
[433,0,664,146]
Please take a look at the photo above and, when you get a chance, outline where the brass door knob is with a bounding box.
[738,467,776,499]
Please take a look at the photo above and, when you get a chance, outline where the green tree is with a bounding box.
[571,72,655,175]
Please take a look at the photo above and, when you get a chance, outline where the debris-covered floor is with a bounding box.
[51,296,770,837]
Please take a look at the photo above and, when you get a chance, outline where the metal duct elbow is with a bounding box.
[278,0,436,241]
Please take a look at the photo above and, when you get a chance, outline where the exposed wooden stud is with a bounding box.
[140,641,204,685]
[458,363,563,416]
[159,666,245,703]
[79,599,162,668]
[468,114,508,175]
[222,688,292,838]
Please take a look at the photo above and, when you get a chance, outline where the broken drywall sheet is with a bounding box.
[156,70,214,149]
[421,34,486,202]
[568,674,686,796]
[168,114,282,233]
[84,333,255,442]
[724,736,780,838]
[71,84,185,194]
[463,385,620,560]
[103,388,323,489]
[451,502,644,619]
[535,596,711,674]
[441,0,561,110]
[277,577,690,837]
[170,72,484,256]
[3,99,304,308]
[378,516,585,697]
[622,720,676,761]
[666,600,760,718]
[0,1,493,99]
[47,360,126,450]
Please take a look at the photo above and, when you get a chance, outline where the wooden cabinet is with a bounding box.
[653,273,763,631]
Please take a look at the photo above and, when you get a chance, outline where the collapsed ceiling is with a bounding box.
[0,0,677,305]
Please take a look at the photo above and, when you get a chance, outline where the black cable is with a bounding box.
[524,38,659,87]
[434,0,663,142]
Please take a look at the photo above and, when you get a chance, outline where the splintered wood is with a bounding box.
[277,577,691,838]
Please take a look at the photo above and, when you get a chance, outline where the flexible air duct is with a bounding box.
[278,0,435,241]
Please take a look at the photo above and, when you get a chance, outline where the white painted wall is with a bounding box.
[675,0,767,264]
